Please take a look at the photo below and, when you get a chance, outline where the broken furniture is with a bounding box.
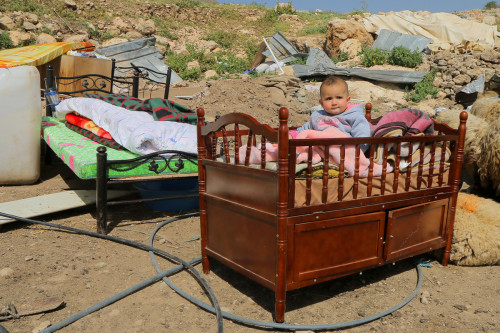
[42,64,197,234]
[196,105,467,322]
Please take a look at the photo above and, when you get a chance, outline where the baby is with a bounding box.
[290,76,370,152]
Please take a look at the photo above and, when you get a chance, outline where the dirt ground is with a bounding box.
[1,77,499,333]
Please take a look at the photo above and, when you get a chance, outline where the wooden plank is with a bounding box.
[0,190,132,225]
[58,55,113,95]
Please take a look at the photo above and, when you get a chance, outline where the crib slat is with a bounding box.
[234,124,240,165]
[353,144,360,199]
[393,142,401,193]
[211,133,217,161]
[338,145,345,202]
[427,141,436,187]
[306,146,313,206]
[244,130,253,166]
[438,140,447,187]
[405,141,414,191]
[322,145,329,204]
[221,126,230,163]
[261,136,267,169]
[288,146,297,208]
[381,143,388,195]
[367,144,374,197]
[417,141,425,190]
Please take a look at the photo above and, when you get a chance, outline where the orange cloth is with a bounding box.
[65,112,113,139]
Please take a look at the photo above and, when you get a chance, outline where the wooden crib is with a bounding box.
[196,104,467,322]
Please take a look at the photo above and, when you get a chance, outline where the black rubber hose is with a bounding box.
[148,217,424,331]
[0,212,223,333]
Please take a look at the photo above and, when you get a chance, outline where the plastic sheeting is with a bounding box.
[293,48,427,84]
[363,11,500,51]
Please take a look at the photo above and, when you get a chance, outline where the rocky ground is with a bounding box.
[1,2,499,333]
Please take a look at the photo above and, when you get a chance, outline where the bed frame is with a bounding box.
[196,105,467,322]
[43,61,197,234]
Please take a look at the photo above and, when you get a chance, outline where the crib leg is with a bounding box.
[275,293,286,323]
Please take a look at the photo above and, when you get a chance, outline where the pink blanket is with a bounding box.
[238,127,392,177]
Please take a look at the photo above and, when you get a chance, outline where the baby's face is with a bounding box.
[319,83,350,116]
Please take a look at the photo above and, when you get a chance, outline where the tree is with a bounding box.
[484,1,499,9]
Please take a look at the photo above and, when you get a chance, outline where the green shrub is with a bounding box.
[0,31,13,50]
[299,24,327,35]
[332,50,349,64]
[387,46,422,68]
[275,1,296,15]
[175,0,202,9]
[405,69,439,103]
[203,30,238,49]
[484,1,499,9]
[360,47,388,67]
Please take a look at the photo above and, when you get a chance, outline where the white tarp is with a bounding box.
[363,11,500,51]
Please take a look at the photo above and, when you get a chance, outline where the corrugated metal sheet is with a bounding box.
[293,48,427,84]
[96,37,182,83]
[372,29,431,52]
[262,32,304,63]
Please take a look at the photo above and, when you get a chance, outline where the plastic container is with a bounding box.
[0,66,42,185]
[134,177,199,212]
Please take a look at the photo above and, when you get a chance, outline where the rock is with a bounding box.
[453,74,471,85]
[125,30,143,40]
[8,31,32,47]
[0,15,15,30]
[136,18,156,35]
[23,21,37,31]
[0,267,14,277]
[420,290,431,304]
[204,70,218,79]
[64,0,77,10]
[187,60,200,70]
[24,13,39,24]
[101,37,128,47]
[453,304,468,311]
[269,86,287,106]
[25,255,34,261]
[63,34,88,43]
[289,36,325,54]
[480,49,500,64]
[338,38,362,59]
[36,33,57,44]
[325,18,373,57]
[112,17,130,33]
[32,321,51,333]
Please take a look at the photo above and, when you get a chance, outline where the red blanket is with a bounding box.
[65,112,113,139]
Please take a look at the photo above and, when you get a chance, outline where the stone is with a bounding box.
[0,15,15,30]
[24,13,39,24]
[204,70,218,79]
[36,33,57,44]
[63,34,87,43]
[481,49,500,64]
[325,18,373,57]
[269,86,287,106]
[8,31,32,47]
[23,21,37,31]
[101,37,128,47]
[187,60,200,70]
[453,74,472,85]
[125,30,143,40]
[64,0,77,10]
[0,267,14,277]
[338,38,362,59]
[112,17,130,33]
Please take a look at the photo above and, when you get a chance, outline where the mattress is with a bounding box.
[42,116,198,179]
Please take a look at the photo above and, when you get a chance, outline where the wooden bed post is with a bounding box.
[442,111,467,266]
[196,107,210,274]
[275,107,289,323]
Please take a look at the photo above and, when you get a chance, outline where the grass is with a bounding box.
[405,69,439,103]
[0,31,13,50]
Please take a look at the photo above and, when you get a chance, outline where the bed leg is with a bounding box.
[96,147,108,234]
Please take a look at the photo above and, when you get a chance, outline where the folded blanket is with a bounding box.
[65,113,113,139]
[371,108,434,137]
[239,127,392,177]
[83,93,197,124]
[65,122,125,151]
[55,97,198,156]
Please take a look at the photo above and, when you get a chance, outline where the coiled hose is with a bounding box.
[0,211,423,332]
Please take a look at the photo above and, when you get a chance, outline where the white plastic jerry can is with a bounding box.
[0,65,42,185]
